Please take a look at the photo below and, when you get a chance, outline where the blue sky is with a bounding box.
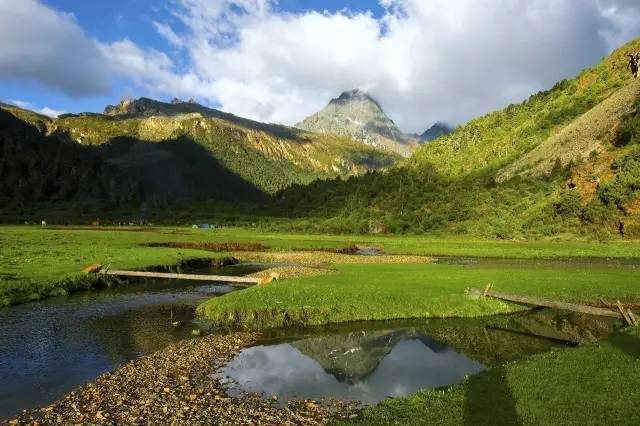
[1,0,638,131]
[1,0,386,116]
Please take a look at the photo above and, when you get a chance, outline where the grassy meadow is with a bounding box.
[343,326,640,425]
[197,261,640,329]
[1,226,639,425]
[2,224,639,310]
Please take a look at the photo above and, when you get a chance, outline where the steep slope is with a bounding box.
[0,97,399,213]
[0,102,52,133]
[496,80,640,182]
[296,89,418,156]
[274,38,640,238]
[410,38,640,176]
[51,101,398,196]
[0,109,141,209]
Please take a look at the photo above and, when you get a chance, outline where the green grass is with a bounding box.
[2,225,639,307]
[197,262,640,328]
[2,225,639,424]
[341,326,640,425]
[411,39,640,178]
[0,226,226,306]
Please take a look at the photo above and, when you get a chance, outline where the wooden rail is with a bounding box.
[100,269,261,285]
[468,285,637,325]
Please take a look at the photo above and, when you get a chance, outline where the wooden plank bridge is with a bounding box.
[83,263,275,286]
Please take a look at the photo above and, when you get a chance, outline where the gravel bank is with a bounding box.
[7,333,356,425]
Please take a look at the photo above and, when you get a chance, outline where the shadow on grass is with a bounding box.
[463,366,522,426]
[608,331,640,358]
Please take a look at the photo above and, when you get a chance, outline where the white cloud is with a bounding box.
[2,1,639,131]
[153,21,184,47]
[6,99,65,117]
[139,0,640,132]
[0,0,111,97]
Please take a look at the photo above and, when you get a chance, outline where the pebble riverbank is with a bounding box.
[7,333,357,425]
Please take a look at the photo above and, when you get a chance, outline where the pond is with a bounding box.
[218,330,485,405]
[216,311,620,406]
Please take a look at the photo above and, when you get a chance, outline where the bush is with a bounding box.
[581,201,616,224]
[615,103,640,146]
[553,189,582,217]
[598,150,640,209]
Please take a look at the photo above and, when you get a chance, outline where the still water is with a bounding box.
[217,311,619,405]
[219,331,485,405]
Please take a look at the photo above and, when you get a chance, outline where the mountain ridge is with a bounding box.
[275,37,640,238]
[0,96,399,212]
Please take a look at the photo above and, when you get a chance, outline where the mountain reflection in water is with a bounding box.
[218,330,485,405]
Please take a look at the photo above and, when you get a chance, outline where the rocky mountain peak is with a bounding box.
[103,97,208,117]
[330,89,383,110]
[296,89,416,156]
[420,122,453,142]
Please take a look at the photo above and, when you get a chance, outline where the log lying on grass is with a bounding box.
[468,285,637,325]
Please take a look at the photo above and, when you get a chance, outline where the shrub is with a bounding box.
[553,189,582,217]
[598,150,640,209]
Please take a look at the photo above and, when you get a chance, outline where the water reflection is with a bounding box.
[219,311,621,405]
[219,330,485,405]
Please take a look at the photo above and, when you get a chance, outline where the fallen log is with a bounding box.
[99,269,260,285]
[467,287,635,324]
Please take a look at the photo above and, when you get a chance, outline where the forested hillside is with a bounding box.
[0,109,142,211]
[273,39,640,239]
[0,98,398,217]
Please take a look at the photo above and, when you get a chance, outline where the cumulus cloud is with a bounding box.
[2,0,639,131]
[0,0,111,97]
[143,0,640,132]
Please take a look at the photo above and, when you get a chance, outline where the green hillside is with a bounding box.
[410,38,640,176]
[273,38,640,238]
[0,109,142,212]
[51,112,397,195]
[0,98,398,216]
[3,39,639,238]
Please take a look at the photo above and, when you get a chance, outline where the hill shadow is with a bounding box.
[97,136,267,204]
[0,108,142,208]
[462,366,522,425]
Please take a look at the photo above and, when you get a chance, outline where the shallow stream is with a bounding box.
[0,263,264,419]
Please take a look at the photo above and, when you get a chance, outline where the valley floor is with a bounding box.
[2,225,639,424]
[2,225,639,307]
